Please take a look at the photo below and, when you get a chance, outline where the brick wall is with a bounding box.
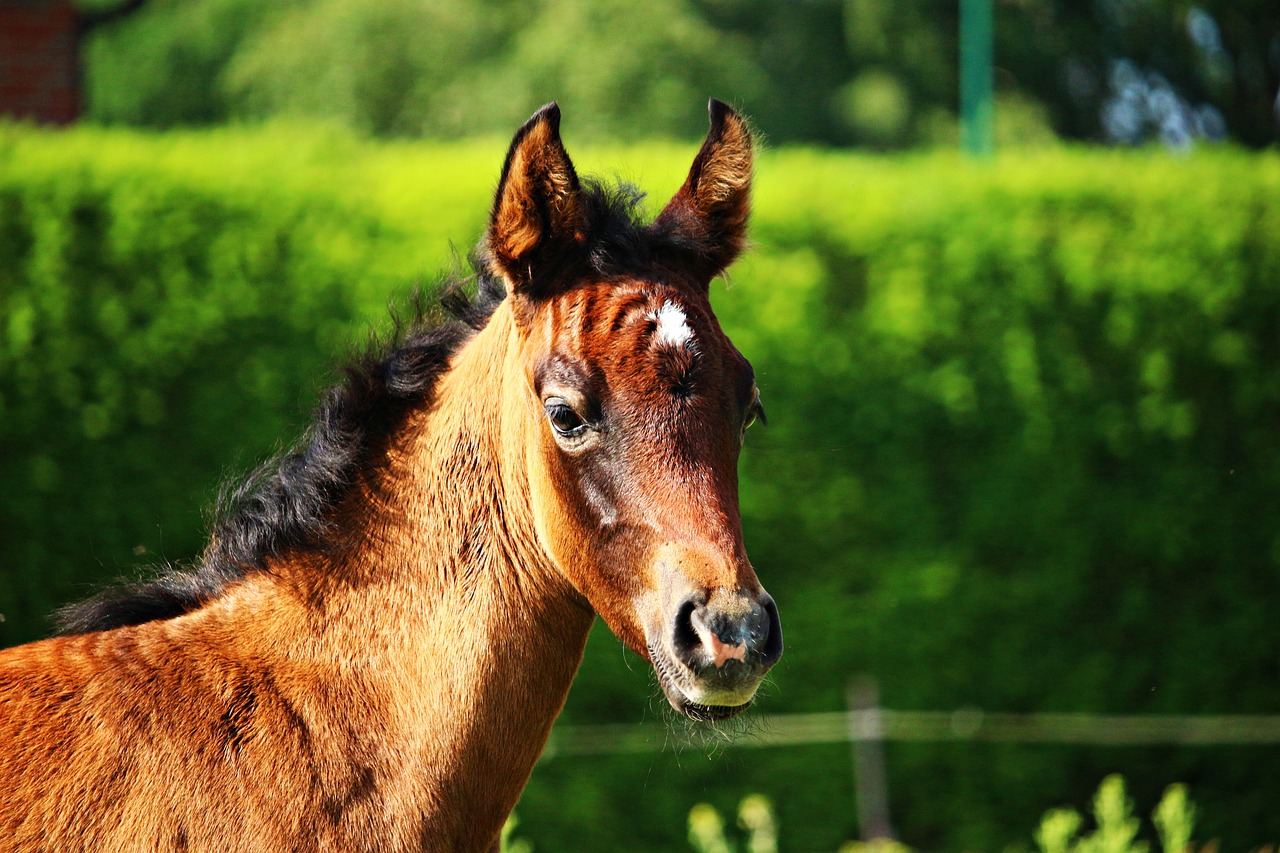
[0,0,80,125]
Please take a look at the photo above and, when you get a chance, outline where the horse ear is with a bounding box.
[488,102,585,300]
[655,99,754,281]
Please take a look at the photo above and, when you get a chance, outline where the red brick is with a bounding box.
[0,0,80,125]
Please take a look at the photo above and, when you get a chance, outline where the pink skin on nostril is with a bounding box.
[691,611,747,668]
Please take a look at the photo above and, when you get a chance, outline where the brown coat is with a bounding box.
[0,101,780,852]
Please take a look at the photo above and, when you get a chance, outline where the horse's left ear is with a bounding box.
[488,102,586,301]
[655,99,754,282]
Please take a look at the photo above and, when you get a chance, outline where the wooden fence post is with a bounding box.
[848,677,896,841]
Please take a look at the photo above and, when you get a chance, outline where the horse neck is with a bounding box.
[245,299,593,842]
[331,297,574,608]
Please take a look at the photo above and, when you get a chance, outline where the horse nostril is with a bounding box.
[758,596,783,667]
[672,597,700,660]
[670,592,781,673]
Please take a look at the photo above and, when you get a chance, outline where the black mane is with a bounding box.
[55,179,704,636]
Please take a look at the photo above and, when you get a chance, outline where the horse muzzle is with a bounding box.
[648,588,783,720]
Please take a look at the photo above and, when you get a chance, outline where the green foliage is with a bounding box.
[501,812,534,853]
[1153,785,1195,853]
[3,125,1280,850]
[79,0,1280,147]
[1077,775,1147,853]
[691,776,1206,853]
[86,0,767,142]
[689,794,778,853]
[1034,776,1204,853]
[689,803,733,853]
[838,841,914,853]
[222,0,519,137]
[84,0,272,127]
[1038,809,1086,853]
[0,123,488,643]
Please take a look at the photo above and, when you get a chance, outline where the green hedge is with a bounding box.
[2,124,1278,851]
[718,148,1280,851]
[0,126,471,647]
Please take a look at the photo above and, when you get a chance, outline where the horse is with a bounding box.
[0,100,782,852]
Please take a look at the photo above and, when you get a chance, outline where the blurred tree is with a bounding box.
[694,0,855,141]
[222,0,523,136]
[837,0,959,145]
[78,0,1280,147]
[77,0,149,31]
[223,0,766,140]
[83,0,273,126]
[994,0,1280,148]
[477,0,768,141]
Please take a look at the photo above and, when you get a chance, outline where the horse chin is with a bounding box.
[650,646,756,722]
[669,692,754,722]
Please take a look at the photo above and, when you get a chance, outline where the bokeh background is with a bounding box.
[2,1,1279,850]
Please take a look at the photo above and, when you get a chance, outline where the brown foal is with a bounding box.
[0,100,781,852]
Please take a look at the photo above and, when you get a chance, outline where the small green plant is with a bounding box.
[1034,775,1197,853]
[689,803,732,853]
[837,839,915,853]
[1036,808,1085,853]
[500,811,533,853]
[1153,784,1195,853]
[689,794,779,853]
[686,778,1261,853]
[738,794,779,853]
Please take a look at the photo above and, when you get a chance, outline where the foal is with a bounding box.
[0,100,781,852]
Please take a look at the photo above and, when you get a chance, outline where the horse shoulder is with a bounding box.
[0,606,332,849]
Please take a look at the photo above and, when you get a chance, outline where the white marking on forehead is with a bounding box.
[648,300,694,348]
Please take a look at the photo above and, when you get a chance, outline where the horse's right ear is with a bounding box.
[655,99,754,282]
[487,103,586,301]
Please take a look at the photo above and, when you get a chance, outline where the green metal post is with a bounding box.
[960,0,994,157]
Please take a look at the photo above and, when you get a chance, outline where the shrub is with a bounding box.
[0,123,488,642]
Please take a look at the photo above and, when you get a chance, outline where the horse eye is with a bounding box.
[742,398,766,438]
[544,401,588,438]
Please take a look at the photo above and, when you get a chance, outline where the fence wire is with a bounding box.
[543,709,1280,757]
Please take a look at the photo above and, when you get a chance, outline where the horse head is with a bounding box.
[488,101,782,720]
